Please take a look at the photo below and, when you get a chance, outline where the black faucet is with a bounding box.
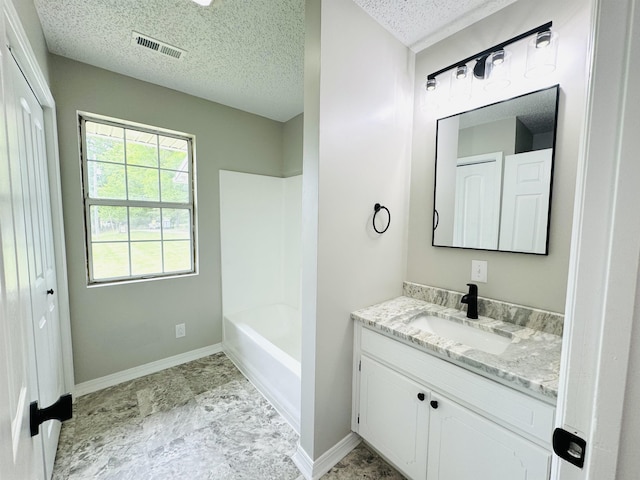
[461,283,478,319]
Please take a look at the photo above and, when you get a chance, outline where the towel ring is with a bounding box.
[373,203,390,234]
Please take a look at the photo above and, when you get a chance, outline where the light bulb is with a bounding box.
[450,65,471,101]
[526,31,558,78]
[484,50,511,91]
[491,50,505,66]
[535,30,552,49]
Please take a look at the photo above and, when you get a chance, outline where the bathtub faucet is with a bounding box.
[461,283,478,319]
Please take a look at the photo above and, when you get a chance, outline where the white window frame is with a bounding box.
[78,112,197,284]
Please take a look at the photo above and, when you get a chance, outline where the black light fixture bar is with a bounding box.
[426,21,552,80]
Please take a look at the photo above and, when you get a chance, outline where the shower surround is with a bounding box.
[219,170,302,432]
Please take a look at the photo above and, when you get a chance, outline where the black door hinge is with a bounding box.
[358,360,361,371]
[30,393,73,437]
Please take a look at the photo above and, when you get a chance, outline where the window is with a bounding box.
[79,114,196,284]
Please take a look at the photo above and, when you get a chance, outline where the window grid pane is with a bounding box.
[163,240,192,273]
[87,161,127,200]
[91,242,130,280]
[127,165,160,202]
[131,241,162,276]
[86,122,124,163]
[82,115,195,284]
[159,137,188,171]
[126,129,159,168]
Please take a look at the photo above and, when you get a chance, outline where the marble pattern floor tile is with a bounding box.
[174,354,246,395]
[323,444,407,479]
[135,370,194,417]
[53,352,402,479]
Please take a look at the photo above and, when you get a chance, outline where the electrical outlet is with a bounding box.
[471,260,488,283]
[175,323,186,338]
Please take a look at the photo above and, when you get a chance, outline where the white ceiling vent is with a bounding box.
[131,31,185,60]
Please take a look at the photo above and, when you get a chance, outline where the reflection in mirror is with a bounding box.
[432,85,560,254]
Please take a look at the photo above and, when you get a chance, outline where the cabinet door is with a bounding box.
[358,355,429,480]
[427,396,551,480]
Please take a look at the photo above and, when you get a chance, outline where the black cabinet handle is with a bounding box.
[430,400,439,409]
[417,393,425,401]
[47,289,54,295]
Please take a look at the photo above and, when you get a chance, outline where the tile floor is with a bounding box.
[53,353,405,479]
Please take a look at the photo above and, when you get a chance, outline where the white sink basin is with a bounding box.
[408,314,512,355]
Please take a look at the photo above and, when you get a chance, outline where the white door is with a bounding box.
[11,53,64,478]
[427,395,551,480]
[453,152,503,250]
[0,38,44,480]
[498,149,552,253]
[358,355,429,480]
[0,46,65,479]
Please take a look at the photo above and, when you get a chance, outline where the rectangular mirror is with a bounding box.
[432,85,560,254]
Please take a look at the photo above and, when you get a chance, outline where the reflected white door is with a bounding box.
[0,50,64,479]
[453,152,503,250]
[498,149,552,253]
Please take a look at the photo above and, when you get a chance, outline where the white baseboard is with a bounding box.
[292,433,361,480]
[292,448,314,480]
[73,344,223,397]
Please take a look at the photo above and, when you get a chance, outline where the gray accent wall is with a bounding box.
[457,117,518,158]
[50,55,286,383]
[283,113,303,177]
[407,0,592,314]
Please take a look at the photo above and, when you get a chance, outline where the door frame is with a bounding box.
[3,0,74,394]
[552,0,639,477]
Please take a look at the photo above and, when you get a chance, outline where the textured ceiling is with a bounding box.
[35,0,305,122]
[352,0,517,51]
[34,0,515,123]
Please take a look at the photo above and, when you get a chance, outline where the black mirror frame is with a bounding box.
[431,84,561,255]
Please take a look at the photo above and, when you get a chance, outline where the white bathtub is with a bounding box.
[223,304,301,433]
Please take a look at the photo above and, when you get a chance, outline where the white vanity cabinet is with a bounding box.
[358,354,430,479]
[352,324,555,480]
[427,394,550,479]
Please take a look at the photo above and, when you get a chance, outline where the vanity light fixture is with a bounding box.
[425,21,554,91]
[191,0,213,5]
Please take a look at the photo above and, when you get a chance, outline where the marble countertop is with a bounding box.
[351,295,562,402]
